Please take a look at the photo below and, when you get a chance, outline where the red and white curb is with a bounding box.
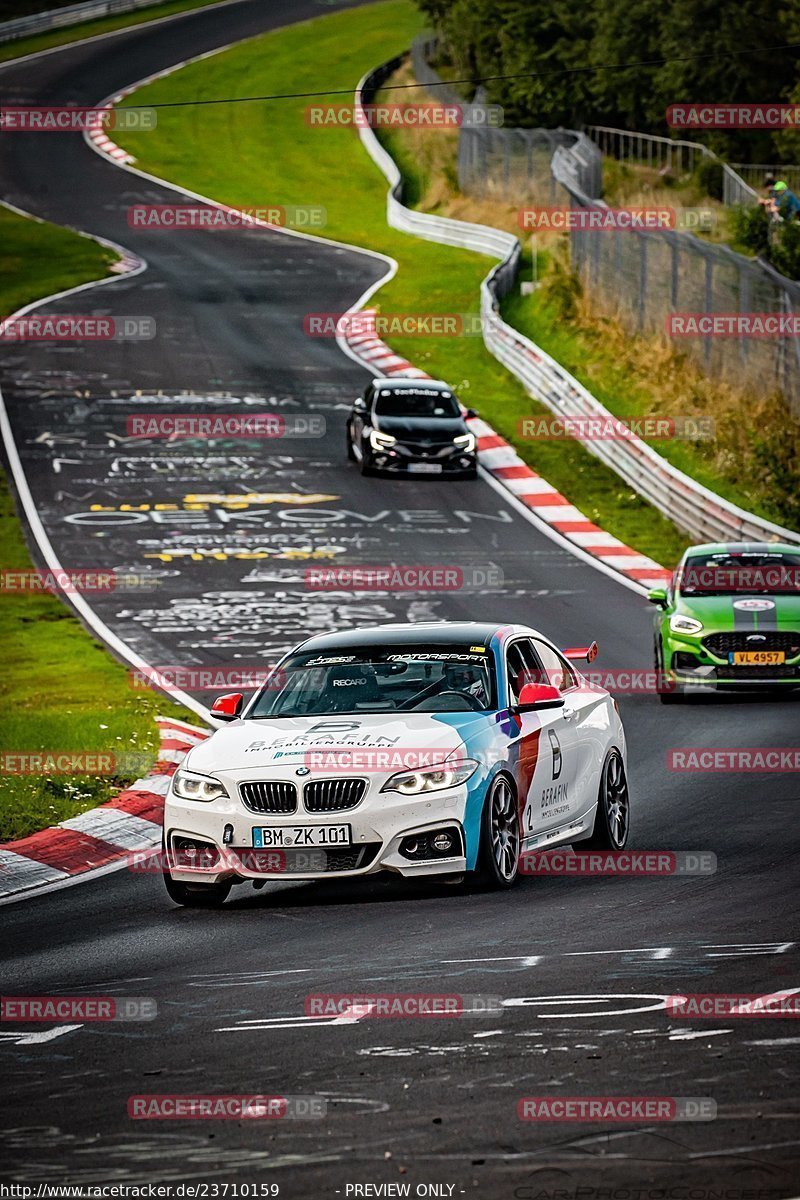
[0,717,210,900]
[345,310,670,589]
[86,100,135,165]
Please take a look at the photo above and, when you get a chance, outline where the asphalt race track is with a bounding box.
[0,1,798,1193]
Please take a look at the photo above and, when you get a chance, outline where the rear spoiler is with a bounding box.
[563,641,598,664]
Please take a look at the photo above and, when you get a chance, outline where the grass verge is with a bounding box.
[114,0,688,566]
[0,205,197,842]
[0,0,225,65]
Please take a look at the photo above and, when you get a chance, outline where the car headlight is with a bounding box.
[453,432,476,453]
[669,614,703,635]
[369,430,397,450]
[380,759,479,795]
[172,768,228,803]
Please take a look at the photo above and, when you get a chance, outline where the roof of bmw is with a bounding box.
[296,622,511,651]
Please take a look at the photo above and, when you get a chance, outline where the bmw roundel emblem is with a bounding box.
[295,766,310,776]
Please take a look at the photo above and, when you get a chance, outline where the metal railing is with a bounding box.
[583,124,759,206]
[584,124,714,175]
[355,55,799,546]
[729,162,800,194]
[0,0,174,44]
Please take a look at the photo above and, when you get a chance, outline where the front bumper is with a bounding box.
[164,783,471,883]
[366,444,477,476]
[663,632,800,689]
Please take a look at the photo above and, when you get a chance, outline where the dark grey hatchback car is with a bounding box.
[346,377,478,478]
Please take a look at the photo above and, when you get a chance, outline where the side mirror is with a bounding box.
[211,692,243,722]
[517,682,564,711]
[647,587,668,607]
[353,397,367,411]
[465,407,478,419]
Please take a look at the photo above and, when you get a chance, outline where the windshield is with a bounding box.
[680,552,800,596]
[250,645,496,717]
[373,388,460,419]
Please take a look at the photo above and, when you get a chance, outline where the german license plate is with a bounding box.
[408,462,442,474]
[729,650,785,665]
[252,824,351,848]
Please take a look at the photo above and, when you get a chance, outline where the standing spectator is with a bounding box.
[770,180,800,222]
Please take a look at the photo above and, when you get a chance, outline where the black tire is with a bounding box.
[163,872,231,907]
[583,750,630,850]
[162,837,231,907]
[346,422,356,462]
[474,774,520,889]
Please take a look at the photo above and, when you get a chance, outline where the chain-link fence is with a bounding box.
[410,36,588,203]
[411,35,800,415]
[552,155,800,415]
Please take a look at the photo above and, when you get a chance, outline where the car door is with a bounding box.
[530,636,601,823]
[505,638,578,842]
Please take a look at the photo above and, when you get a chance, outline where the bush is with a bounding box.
[732,203,771,257]
[695,158,724,201]
[768,219,800,281]
[540,254,582,321]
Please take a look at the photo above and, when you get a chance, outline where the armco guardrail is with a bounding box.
[0,0,170,44]
[355,57,800,548]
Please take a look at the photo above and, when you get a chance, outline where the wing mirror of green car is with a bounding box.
[647,587,668,607]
